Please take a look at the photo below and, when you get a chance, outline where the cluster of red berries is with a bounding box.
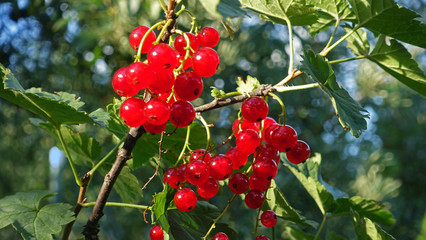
[113,26,220,131]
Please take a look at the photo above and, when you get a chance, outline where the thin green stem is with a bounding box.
[197,114,211,152]
[254,205,262,235]
[314,215,328,240]
[221,91,242,98]
[328,55,367,64]
[158,0,167,11]
[176,125,191,165]
[278,4,294,75]
[175,4,186,16]
[174,29,193,73]
[268,92,286,125]
[135,21,166,61]
[274,83,320,92]
[82,201,151,210]
[324,18,341,50]
[56,127,82,186]
[203,194,238,240]
[89,136,126,175]
[153,19,174,45]
[321,25,360,57]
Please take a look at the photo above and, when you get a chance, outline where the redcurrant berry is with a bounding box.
[119,97,146,127]
[163,167,185,189]
[148,43,178,72]
[143,98,171,125]
[245,190,265,209]
[148,70,174,94]
[249,174,270,192]
[169,100,196,128]
[209,154,233,180]
[198,27,220,48]
[174,32,199,56]
[213,232,229,240]
[255,235,270,240]
[129,26,156,53]
[241,97,269,123]
[149,225,164,240]
[126,62,155,90]
[176,52,192,70]
[262,117,277,131]
[197,177,219,199]
[174,188,197,212]
[263,123,280,144]
[192,47,219,77]
[270,125,298,152]
[260,210,277,228]
[143,122,167,134]
[236,129,261,155]
[226,147,249,169]
[174,71,203,101]
[286,140,311,164]
[112,67,139,97]
[257,144,280,165]
[185,160,210,185]
[228,172,249,194]
[190,149,211,162]
[252,158,278,181]
[232,118,259,135]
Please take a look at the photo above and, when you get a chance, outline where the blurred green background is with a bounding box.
[0,0,425,239]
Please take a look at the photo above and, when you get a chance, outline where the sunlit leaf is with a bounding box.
[344,26,370,56]
[352,211,396,240]
[236,75,261,95]
[283,225,315,240]
[200,0,245,20]
[211,86,227,98]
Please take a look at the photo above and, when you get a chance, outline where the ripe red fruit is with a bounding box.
[148,43,178,72]
[149,70,174,94]
[169,100,196,128]
[126,62,155,90]
[149,225,164,240]
[226,147,249,169]
[249,174,270,192]
[190,149,211,162]
[143,122,167,134]
[197,177,219,199]
[262,117,277,130]
[257,144,280,165]
[286,140,311,164]
[157,90,178,105]
[245,190,265,209]
[192,47,220,77]
[270,125,298,152]
[208,154,233,180]
[112,67,139,97]
[232,118,259,135]
[213,232,229,240]
[263,123,280,144]
[129,26,156,53]
[241,97,269,123]
[119,97,146,127]
[174,188,197,212]
[228,172,249,194]
[174,71,203,101]
[163,167,185,189]
[143,98,171,125]
[260,210,278,228]
[185,160,210,185]
[198,27,220,48]
[174,32,199,56]
[236,129,261,155]
[255,235,270,240]
[252,158,278,181]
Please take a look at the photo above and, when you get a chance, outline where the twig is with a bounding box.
[141,132,165,191]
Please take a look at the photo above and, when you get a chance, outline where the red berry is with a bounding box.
[236,129,261,155]
[209,154,233,180]
[163,167,185,189]
[228,172,249,194]
[176,52,192,70]
[241,97,269,123]
[226,147,249,169]
[185,160,210,185]
[257,144,280,165]
[174,188,197,212]
[255,235,270,240]
[263,123,280,144]
[190,149,211,162]
[286,140,311,164]
[149,70,175,94]
[213,232,229,240]
[245,190,265,209]
[198,27,220,48]
[149,225,164,240]
[192,47,219,77]
[129,26,156,53]
[260,210,277,228]
[112,67,139,97]
[143,98,171,125]
[249,174,270,192]
[144,122,167,134]
[270,125,298,152]
[252,158,278,181]
[232,118,259,135]
[174,32,199,56]
[169,100,196,128]
[119,97,146,127]
[148,43,178,72]
[197,177,219,199]
[174,71,203,101]
[157,90,178,105]
[262,117,277,130]
[126,62,155,90]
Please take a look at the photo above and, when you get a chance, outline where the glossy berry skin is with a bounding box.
[260,210,278,228]
[157,90,178,105]
[226,147,249,169]
[270,125,298,152]
[245,190,265,209]
[286,140,311,164]
[236,129,261,155]
[185,160,210,185]
[262,117,277,130]
[174,71,203,101]
[213,232,229,240]
[198,27,220,48]
[263,123,280,144]
[241,97,269,123]
[169,100,196,128]
[257,144,280,165]
[209,154,233,180]
[119,97,146,127]
[228,172,249,194]
[176,52,192,70]
[174,32,199,56]
[252,158,278,181]
[149,70,174,94]
[174,188,197,212]
[192,47,220,77]
[149,225,164,240]
[255,235,270,240]
[232,118,259,135]
[148,43,178,72]
[190,149,211,162]
[249,174,270,192]
[197,177,219,199]
[143,122,167,134]
[129,26,156,53]
[163,167,185,189]
[112,67,139,97]
[126,62,155,90]
[143,98,171,125]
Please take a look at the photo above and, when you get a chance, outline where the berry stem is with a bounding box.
[89,136,126,176]
[268,92,286,125]
[82,201,151,210]
[158,0,167,11]
[274,83,320,93]
[254,204,262,235]
[153,19,174,45]
[314,215,328,240]
[202,194,238,240]
[177,125,192,163]
[135,21,166,61]
[196,114,211,153]
[277,4,294,75]
[221,91,242,98]
[56,126,83,186]
[174,29,193,73]
[320,25,360,57]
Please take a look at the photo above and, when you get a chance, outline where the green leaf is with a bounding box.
[352,211,396,240]
[326,230,347,240]
[283,225,315,240]
[105,98,129,138]
[307,0,355,35]
[239,0,317,26]
[235,76,261,95]
[344,26,370,56]
[300,49,369,137]
[367,36,426,97]
[89,108,110,127]
[211,86,227,98]
[0,64,97,126]
[265,181,318,228]
[200,0,245,19]
[0,190,74,240]
[347,0,426,48]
